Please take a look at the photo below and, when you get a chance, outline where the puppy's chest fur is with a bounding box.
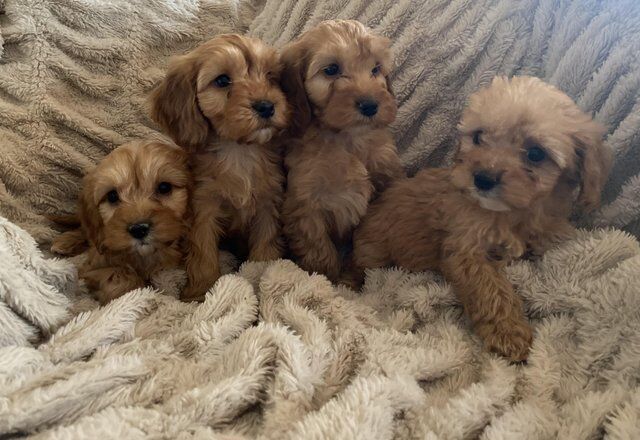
[85,242,181,281]
[383,169,568,268]
[195,141,281,224]
[287,126,390,197]
[442,182,566,262]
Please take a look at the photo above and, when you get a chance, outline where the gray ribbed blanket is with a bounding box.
[0,0,639,238]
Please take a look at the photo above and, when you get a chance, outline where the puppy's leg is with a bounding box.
[50,229,88,256]
[347,223,393,288]
[523,220,575,261]
[183,191,225,301]
[81,266,144,304]
[442,251,533,361]
[249,198,284,261]
[367,141,404,194]
[285,211,341,281]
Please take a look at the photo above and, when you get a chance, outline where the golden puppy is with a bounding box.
[353,76,611,361]
[150,35,290,300]
[51,139,190,304]
[280,20,404,282]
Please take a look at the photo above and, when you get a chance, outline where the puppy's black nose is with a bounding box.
[128,223,150,240]
[356,99,378,117]
[252,100,275,119]
[473,172,500,191]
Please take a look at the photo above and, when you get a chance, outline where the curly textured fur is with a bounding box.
[51,139,190,304]
[353,76,612,360]
[280,20,404,282]
[150,35,290,300]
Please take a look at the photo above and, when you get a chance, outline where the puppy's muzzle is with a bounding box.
[128,222,151,240]
[473,171,501,192]
[356,99,378,117]
[252,100,275,119]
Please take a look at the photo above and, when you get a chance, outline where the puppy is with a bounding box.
[352,76,611,360]
[150,35,290,300]
[51,139,191,304]
[280,20,404,282]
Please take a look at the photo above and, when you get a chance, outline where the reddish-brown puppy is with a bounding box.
[281,20,404,282]
[52,138,190,304]
[150,35,290,300]
[353,76,611,360]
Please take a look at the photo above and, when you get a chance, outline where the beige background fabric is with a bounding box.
[0,0,639,240]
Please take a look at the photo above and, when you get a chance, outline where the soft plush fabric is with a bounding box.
[1,217,640,438]
[0,0,639,239]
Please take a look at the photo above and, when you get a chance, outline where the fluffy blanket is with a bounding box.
[0,0,639,238]
[1,216,640,438]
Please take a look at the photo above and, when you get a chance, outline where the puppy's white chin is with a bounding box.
[471,192,511,212]
[133,242,155,256]
[247,127,274,144]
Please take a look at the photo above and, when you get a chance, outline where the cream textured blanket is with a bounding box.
[0,0,639,238]
[1,217,640,438]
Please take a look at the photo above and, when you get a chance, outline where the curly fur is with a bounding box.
[150,34,290,300]
[280,20,404,282]
[51,139,190,304]
[353,76,612,360]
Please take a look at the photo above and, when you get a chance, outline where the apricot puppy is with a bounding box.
[353,76,611,360]
[281,20,404,282]
[150,35,290,300]
[52,139,190,304]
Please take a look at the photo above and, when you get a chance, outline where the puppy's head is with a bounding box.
[150,34,290,148]
[79,139,190,256]
[451,76,611,213]
[280,20,396,135]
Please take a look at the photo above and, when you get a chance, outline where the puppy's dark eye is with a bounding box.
[372,64,381,76]
[106,190,119,204]
[323,63,340,77]
[472,130,483,145]
[526,145,547,163]
[156,182,172,195]
[213,74,231,88]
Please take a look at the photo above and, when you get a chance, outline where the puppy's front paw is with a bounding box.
[482,319,533,362]
[249,242,283,262]
[180,283,208,302]
[182,271,219,301]
[51,230,88,256]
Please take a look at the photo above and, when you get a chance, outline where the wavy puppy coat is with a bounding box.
[353,76,611,361]
[52,139,190,304]
[150,35,290,300]
[280,20,404,282]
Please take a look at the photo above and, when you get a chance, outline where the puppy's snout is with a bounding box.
[356,99,378,117]
[128,223,151,240]
[252,100,275,119]
[473,171,501,192]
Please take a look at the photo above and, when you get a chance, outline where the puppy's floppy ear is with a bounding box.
[280,41,312,136]
[150,55,209,150]
[572,120,611,212]
[384,74,394,97]
[78,175,105,253]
